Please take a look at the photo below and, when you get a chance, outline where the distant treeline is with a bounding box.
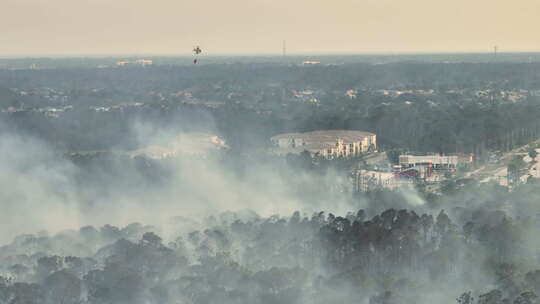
[2,62,540,155]
[1,62,540,90]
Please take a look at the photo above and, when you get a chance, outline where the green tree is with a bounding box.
[528,148,538,160]
[508,156,527,184]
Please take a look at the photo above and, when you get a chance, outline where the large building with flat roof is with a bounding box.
[270,130,376,158]
[399,155,459,169]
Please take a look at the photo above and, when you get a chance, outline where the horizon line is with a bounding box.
[2,50,540,59]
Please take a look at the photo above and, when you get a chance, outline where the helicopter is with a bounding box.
[193,46,202,64]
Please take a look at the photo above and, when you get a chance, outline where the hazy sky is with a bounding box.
[2,0,539,55]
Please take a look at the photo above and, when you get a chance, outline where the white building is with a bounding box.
[270,130,376,159]
[135,59,153,66]
[399,155,458,169]
[116,59,153,67]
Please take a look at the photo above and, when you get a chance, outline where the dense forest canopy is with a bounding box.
[2,180,540,304]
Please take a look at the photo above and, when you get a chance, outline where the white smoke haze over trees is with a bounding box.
[0,118,360,243]
[0,130,82,243]
[3,115,540,304]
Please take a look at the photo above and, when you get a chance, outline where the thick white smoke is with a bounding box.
[0,121,359,244]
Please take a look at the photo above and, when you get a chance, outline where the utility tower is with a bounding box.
[282,40,287,57]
